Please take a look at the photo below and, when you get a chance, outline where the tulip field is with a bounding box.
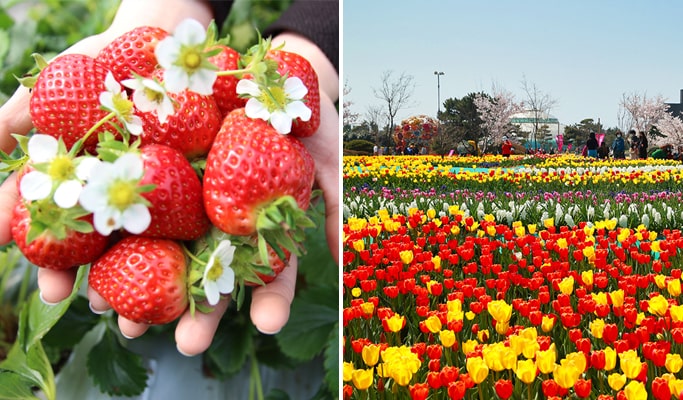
[342,154,683,400]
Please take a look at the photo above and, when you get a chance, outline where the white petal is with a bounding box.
[163,67,190,93]
[104,72,121,94]
[121,204,151,234]
[75,157,101,181]
[236,79,261,97]
[125,116,144,136]
[187,68,217,96]
[114,153,144,180]
[244,98,271,121]
[27,134,58,163]
[121,78,143,91]
[142,78,166,93]
[156,97,175,124]
[270,110,293,134]
[99,92,115,111]
[19,171,52,201]
[204,281,220,306]
[215,240,236,264]
[174,18,207,46]
[54,180,82,208]
[155,37,181,69]
[285,100,312,122]
[216,267,235,294]
[93,207,120,236]
[131,90,158,113]
[284,77,308,100]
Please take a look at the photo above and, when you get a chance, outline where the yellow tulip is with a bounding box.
[521,339,539,360]
[487,300,513,323]
[589,318,605,339]
[556,237,568,249]
[424,315,442,333]
[592,292,608,306]
[669,379,683,400]
[508,335,525,356]
[654,274,668,289]
[515,226,525,237]
[432,255,441,271]
[648,294,669,317]
[619,350,642,379]
[623,380,647,400]
[610,289,625,307]
[515,359,537,384]
[604,346,617,371]
[439,329,456,348]
[668,278,682,297]
[607,373,626,391]
[558,276,574,295]
[390,365,413,386]
[351,287,361,297]
[581,270,593,286]
[466,356,489,384]
[565,352,587,373]
[427,208,436,219]
[362,344,381,367]
[343,361,354,381]
[352,239,365,252]
[582,246,595,262]
[543,218,554,229]
[666,353,683,374]
[384,314,405,333]
[527,224,537,234]
[399,250,414,265]
[477,329,489,343]
[535,345,557,374]
[351,368,374,390]
[360,301,374,317]
[462,339,478,356]
[465,311,476,320]
[486,225,496,236]
[553,362,580,389]
[670,304,683,322]
[495,320,509,335]
[541,315,555,332]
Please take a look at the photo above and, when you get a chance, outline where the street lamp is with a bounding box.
[434,71,444,116]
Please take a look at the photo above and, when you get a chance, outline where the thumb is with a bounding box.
[249,256,298,334]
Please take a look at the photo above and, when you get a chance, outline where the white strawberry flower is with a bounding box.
[236,76,311,134]
[78,153,151,236]
[19,134,100,208]
[99,72,143,136]
[202,240,236,305]
[155,18,217,95]
[122,76,175,124]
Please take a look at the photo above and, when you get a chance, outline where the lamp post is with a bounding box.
[434,71,444,116]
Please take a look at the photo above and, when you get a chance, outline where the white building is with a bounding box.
[510,111,565,151]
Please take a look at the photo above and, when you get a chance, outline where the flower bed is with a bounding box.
[342,155,683,400]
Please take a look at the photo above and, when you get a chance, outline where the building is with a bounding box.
[665,89,683,119]
[509,110,565,151]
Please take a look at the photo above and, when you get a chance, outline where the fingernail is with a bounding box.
[121,332,135,340]
[39,292,59,306]
[89,302,106,315]
[256,326,281,335]
[176,345,196,357]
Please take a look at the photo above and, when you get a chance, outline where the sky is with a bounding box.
[342,1,683,130]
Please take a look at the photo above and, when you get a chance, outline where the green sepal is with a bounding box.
[24,200,94,244]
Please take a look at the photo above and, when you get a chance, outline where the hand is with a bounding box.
[0,6,338,356]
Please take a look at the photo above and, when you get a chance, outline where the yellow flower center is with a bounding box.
[144,87,166,104]
[113,94,135,122]
[183,49,202,69]
[259,86,287,112]
[207,260,224,281]
[108,180,136,210]
[47,155,75,181]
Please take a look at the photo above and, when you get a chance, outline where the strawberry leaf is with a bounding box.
[0,371,39,399]
[86,327,148,397]
[204,314,254,378]
[322,323,339,396]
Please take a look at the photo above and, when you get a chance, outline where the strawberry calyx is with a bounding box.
[255,195,315,267]
[22,199,94,244]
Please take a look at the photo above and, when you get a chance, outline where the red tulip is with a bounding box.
[652,377,671,400]
[447,381,466,400]
[574,379,592,398]
[427,371,442,389]
[542,379,559,397]
[494,379,514,400]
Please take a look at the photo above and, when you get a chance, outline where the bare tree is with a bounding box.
[365,104,386,146]
[521,76,557,150]
[618,91,668,135]
[373,70,415,142]
[473,84,524,153]
[342,79,359,128]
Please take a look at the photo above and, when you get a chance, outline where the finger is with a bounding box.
[118,316,149,339]
[175,297,230,356]
[0,173,18,245]
[37,267,78,305]
[0,86,33,153]
[87,286,111,314]
[250,256,298,334]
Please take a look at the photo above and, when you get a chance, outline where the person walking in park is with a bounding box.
[611,131,626,159]
[586,132,598,158]
[638,131,649,159]
[501,136,512,158]
[597,141,610,159]
[629,130,639,159]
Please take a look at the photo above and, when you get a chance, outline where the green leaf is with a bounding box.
[264,389,290,400]
[322,323,339,396]
[205,316,254,378]
[0,371,40,400]
[86,328,148,397]
[254,335,298,371]
[22,266,86,351]
[41,296,99,350]
[25,341,54,400]
[275,285,337,361]
[0,341,54,400]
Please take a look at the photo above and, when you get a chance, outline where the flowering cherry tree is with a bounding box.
[473,87,523,153]
[618,91,668,135]
[653,110,683,147]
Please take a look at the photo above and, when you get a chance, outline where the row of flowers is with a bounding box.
[342,204,683,399]
[344,188,683,232]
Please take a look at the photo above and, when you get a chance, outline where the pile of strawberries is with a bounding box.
[6,20,320,325]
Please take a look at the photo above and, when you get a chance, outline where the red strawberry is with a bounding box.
[208,44,246,116]
[10,200,109,270]
[97,26,169,81]
[266,50,320,137]
[137,69,222,159]
[138,144,210,240]
[203,108,315,237]
[89,236,188,325]
[29,54,121,153]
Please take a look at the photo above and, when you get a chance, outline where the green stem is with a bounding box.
[182,243,206,266]
[0,248,20,308]
[527,383,531,400]
[249,348,264,400]
[478,384,484,400]
[79,112,117,149]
